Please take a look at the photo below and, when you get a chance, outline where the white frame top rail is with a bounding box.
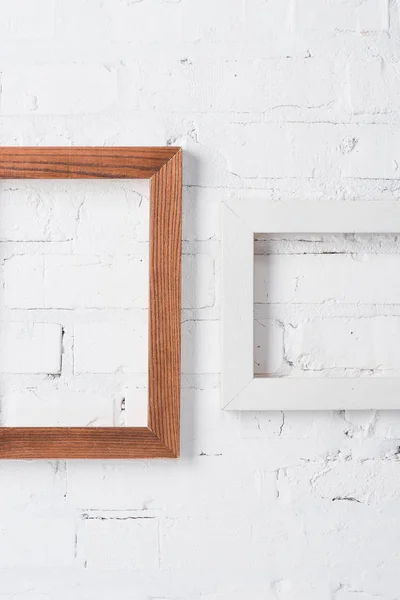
[221,200,400,410]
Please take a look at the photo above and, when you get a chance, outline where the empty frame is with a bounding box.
[222,199,400,410]
[0,147,182,458]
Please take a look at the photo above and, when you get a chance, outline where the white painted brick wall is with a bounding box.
[77,513,159,570]
[0,0,55,40]
[286,316,400,372]
[254,252,400,305]
[2,383,116,427]
[74,319,148,374]
[295,0,389,32]
[1,0,400,599]
[0,322,62,374]
[5,255,149,309]
[1,65,118,115]
[0,182,80,241]
[0,513,75,567]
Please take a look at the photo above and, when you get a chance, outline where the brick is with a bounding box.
[0,181,79,242]
[181,320,220,373]
[73,180,149,253]
[349,59,400,114]
[356,0,389,32]
[159,517,269,570]
[1,65,117,115]
[57,0,183,44]
[0,514,74,567]
[124,385,148,427]
[182,187,221,242]
[122,58,337,114]
[255,254,400,304]
[258,58,338,112]
[311,460,400,504]
[0,323,62,374]
[66,451,260,519]
[0,462,66,510]
[2,385,115,427]
[46,255,148,310]
[74,317,148,374]
[285,317,400,371]
[0,0,55,39]
[180,385,231,456]
[5,255,148,309]
[215,122,335,179]
[374,412,400,439]
[65,462,150,510]
[341,125,400,179]
[110,0,183,42]
[295,0,389,33]
[336,592,380,600]
[77,514,159,569]
[245,0,292,41]
[254,319,284,375]
[4,256,44,309]
[182,254,215,309]
[183,0,244,42]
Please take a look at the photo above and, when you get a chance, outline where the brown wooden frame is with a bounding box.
[0,147,182,459]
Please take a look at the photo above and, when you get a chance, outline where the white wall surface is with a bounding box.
[1,0,400,598]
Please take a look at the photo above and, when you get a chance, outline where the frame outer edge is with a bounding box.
[0,146,182,459]
[223,198,400,411]
[221,201,254,410]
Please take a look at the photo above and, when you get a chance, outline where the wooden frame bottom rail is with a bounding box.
[0,428,177,459]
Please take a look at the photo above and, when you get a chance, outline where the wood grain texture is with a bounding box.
[0,147,180,179]
[0,146,182,459]
[148,150,182,457]
[0,428,176,459]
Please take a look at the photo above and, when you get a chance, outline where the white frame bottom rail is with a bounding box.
[221,200,400,411]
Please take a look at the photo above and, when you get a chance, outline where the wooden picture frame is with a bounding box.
[0,147,182,458]
[222,199,400,411]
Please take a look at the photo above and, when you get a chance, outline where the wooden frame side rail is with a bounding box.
[0,147,182,458]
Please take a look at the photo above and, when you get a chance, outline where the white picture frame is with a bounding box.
[222,200,400,410]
